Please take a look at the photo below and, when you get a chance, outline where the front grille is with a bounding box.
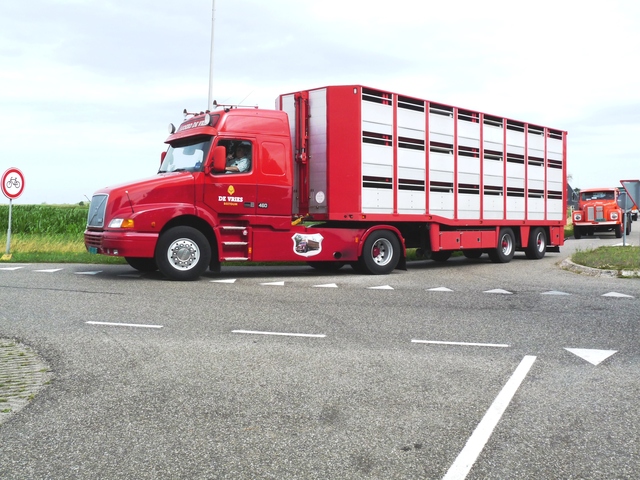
[87,194,108,227]
[84,232,103,248]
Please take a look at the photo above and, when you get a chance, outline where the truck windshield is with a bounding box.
[159,136,212,173]
[581,191,615,201]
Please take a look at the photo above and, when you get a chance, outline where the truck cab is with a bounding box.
[572,187,632,239]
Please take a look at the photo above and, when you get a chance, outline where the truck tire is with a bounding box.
[463,250,483,259]
[431,251,452,262]
[626,216,632,235]
[358,230,400,275]
[525,227,546,260]
[155,226,211,281]
[615,224,622,238]
[573,226,582,239]
[125,257,158,272]
[488,228,515,263]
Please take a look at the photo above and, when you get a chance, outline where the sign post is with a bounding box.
[2,167,25,260]
[620,179,640,261]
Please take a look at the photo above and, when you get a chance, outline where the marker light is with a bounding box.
[168,123,176,134]
[204,113,211,126]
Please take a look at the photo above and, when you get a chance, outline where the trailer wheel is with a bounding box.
[359,230,400,275]
[573,226,582,240]
[125,257,158,272]
[488,228,515,263]
[155,226,211,281]
[525,227,546,260]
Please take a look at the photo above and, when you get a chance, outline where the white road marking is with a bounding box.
[0,267,25,271]
[412,340,509,348]
[75,271,102,275]
[367,285,394,290]
[428,287,454,292]
[34,268,63,273]
[565,348,617,365]
[313,283,338,288]
[483,289,512,294]
[232,330,326,338]
[442,355,537,480]
[602,292,634,298]
[211,278,237,283]
[260,281,285,286]
[541,290,571,295]
[86,321,163,329]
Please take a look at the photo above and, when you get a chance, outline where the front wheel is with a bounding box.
[488,228,515,263]
[615,224,622,238]
[573,226,582,239]
[155,226,211,281]
[358,230,401,275]
[525,227,547,260]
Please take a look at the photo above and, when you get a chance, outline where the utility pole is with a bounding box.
[207,0,216,111]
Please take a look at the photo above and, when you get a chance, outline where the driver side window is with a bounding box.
[218,139,252,174]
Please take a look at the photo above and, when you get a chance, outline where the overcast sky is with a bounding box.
[2,0,639,205]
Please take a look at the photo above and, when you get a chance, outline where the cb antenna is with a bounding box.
[207,0,216,112]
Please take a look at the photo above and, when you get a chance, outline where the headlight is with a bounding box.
[610,212,619,220]
[108,218,134,228]
[573,213,582,221]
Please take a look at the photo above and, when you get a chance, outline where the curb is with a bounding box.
[559,257,640,278]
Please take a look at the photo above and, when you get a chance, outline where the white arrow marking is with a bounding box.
[210,278,237,283]
[483,289,512,294]
[34,268,63,273]
[0,267,25,271]
[602,292,634,298]
[75,271,102,275]
[313,283,338,288]
[541,290,571,295]
[428,287,454,292]
[565,348,617,366]
[260,281,285,286]
[367,285,394,290]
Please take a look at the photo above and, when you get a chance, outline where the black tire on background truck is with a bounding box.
[358,230,401,275]
[125,257,158,272]
[488,228,515,263]
[615,224,623,238]
[574,226,582,239]
[525,227,547,260]
[155,226,212,281]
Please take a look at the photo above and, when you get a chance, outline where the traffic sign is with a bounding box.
[616,192,629,210]
[620,179,640,208]
[2,167,25,199]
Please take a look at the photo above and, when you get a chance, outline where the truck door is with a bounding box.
[204,139,257,215]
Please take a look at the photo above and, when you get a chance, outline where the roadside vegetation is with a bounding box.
[0,204,638,271]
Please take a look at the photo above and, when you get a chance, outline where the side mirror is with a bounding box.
[210,146,227,173]
[160,151,167,166]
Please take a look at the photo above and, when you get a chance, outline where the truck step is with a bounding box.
[222,241,248,246]
[222,257,249,261]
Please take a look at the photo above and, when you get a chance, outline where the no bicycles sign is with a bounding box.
[2,167,25,199]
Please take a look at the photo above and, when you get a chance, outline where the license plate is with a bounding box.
[88,247,98,254]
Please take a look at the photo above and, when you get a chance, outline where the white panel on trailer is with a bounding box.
[506,197,525,220]
[429,192,454,218]
[458,194,480,219]
[308,89,328,213]
[398,190,426,214]
[362,188,393,213]
[528,198,545,220]
[483,195,504,219]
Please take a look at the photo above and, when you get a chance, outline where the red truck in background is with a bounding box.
[572,187,634,239]
[84,85,567,280]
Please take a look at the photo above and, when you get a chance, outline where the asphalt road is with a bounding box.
[0,235,638,479]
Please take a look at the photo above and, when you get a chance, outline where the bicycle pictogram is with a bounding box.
[6,177,21,189]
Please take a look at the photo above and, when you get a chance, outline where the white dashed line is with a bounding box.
[602,292,634,298]
[211,278,237,283]
[314,283,338,288]
[260,281,285,286]
[483,289,513,294]
[412,340,509,348]
[34,268,63,273]
[86,321,163,329]
[232,330,326,338]
[367,285,394,290]
[442,355,537,480]
[428,287,454,292]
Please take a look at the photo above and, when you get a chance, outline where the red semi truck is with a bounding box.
[84,85,567,280]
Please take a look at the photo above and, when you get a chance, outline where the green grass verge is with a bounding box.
[571,246,640,271]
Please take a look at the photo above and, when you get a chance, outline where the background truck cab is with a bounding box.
[572,187,633,239]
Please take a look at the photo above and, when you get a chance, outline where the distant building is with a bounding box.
[567,183,579,210]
